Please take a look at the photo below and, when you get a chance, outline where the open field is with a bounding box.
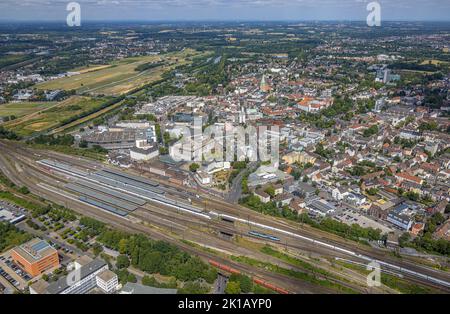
[420,59,449,66]
[35,49,204,96]
[2,96,107,136]
[50,98,126,134]
[0,101,57,119]
[73,64,113,74]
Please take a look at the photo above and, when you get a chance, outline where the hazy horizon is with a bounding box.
[0,0,449,22]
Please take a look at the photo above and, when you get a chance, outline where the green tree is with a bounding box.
[264,186,275,198]
[399,232,411,247]
[118,238,128,254]
[229,274,253,293]
[116,254,130,269]
[178,281,209,294]
[155,124,162,143]
[189,163,200,173]
[19,186,30,194]
[225,281,241,294]
[92,243,103,256]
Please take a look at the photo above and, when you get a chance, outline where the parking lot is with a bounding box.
[334,209,393,234]
[0,200,27,224]
[0,253,30,291]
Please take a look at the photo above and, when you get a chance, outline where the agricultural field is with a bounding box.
[0,102,57,119]
[2,96,107,137]
[420,59,449,66]
[35,49,204,96]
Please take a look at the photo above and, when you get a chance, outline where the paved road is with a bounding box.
[1,140,449,292]
[0,145,323,293]
[226,162,258,204]
[214,273,228,294]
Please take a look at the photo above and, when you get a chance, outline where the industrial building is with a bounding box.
[82,126,156,150]
[10,238,60,277]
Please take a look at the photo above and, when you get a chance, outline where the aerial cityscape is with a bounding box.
[0,0,449,301]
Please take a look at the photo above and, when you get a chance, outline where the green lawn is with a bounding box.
[0,102,57,119]
[3,96,107,136]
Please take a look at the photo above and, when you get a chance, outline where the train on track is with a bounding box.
[37,160,450,290]
[248,231,280,242]
[208,260,289,294]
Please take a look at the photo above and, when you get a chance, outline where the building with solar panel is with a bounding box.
[10,238,60,277]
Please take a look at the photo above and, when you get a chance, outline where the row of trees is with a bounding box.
[0,222,32,253]
[0,126,21,140]
[31,134,74,146]
[225,273,254,294]
[135,61,165,72]
[96,230,217,284]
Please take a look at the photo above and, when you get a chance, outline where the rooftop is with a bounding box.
[120,283,177,294]
[96,269,117,282]
[46,259,107,294]
[12,238,56,264]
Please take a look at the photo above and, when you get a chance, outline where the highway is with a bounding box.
[0,140,449,293]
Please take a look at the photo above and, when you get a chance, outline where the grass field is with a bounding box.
[35,49,203,96]
[420,59,449,66]
[73,64,113,74]
[0,102,57,118]
[3,96,106,136]
[50,98,126,135]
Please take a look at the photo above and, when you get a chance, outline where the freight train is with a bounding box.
[208,259,289,294]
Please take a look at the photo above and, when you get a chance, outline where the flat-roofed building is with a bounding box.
[386,204,414,231]
[30,257,109,294]
[96,269,119,294]
[306,198,336,217]
[387,211,413,231]
[10,238,60,277]
[130,146,159,161]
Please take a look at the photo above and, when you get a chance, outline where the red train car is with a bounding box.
[208,260,290,294]
[253,278,289,294]
[209,259,241,275]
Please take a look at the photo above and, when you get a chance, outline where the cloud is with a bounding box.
[0,0,449,20]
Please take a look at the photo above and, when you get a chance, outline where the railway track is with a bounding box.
[0,146,334,293]
[1,140,449,292]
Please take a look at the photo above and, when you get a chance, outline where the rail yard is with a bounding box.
[0,139,449,294]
